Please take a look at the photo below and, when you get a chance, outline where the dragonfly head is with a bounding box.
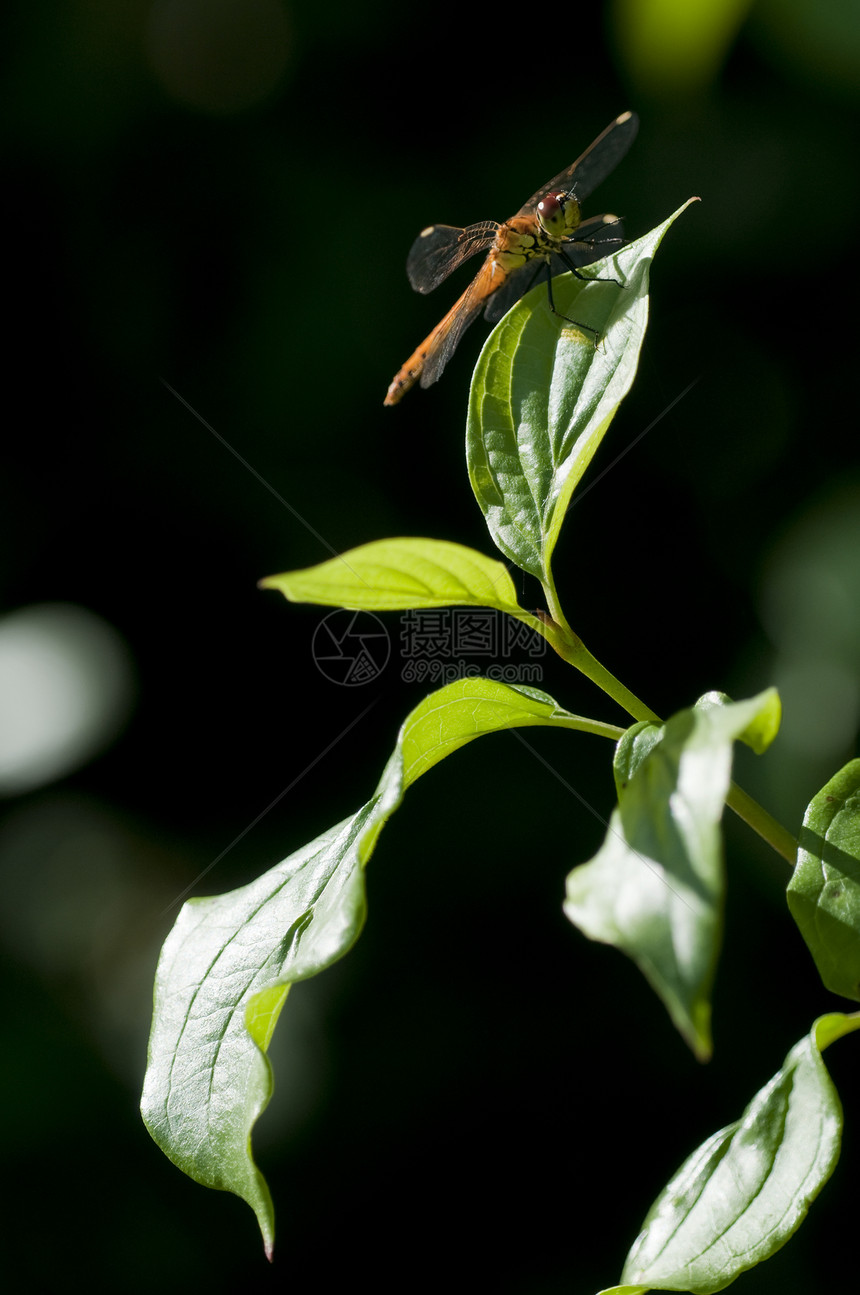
[537,191,582,238]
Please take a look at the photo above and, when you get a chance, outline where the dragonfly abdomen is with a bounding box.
[384,258,504,406]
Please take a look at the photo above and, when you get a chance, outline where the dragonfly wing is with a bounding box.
[406,220,499,294]
[563,214,626,265]
[420,256,500,386]
[482,262,544,322]
[514,111,639,217]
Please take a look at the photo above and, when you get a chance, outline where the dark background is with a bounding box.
[2,2,859,1291]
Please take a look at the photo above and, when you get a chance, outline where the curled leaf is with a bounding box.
[620,1013,860,1292]
[141,677,612,1254]
[565,690,780,1059]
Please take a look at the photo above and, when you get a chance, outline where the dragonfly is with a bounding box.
[384,110,639,406]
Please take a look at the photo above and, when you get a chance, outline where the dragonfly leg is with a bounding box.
[544,264,600,345]
[558,246,623,288]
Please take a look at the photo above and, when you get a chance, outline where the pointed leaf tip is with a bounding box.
[467,201,697,582]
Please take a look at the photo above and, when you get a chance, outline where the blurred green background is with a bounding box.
[2,1,859,1290]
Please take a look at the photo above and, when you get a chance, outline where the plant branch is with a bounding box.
[539,587,661,723]
[725,780,798,865]
[541,593,798,867]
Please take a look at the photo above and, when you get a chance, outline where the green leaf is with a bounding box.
[694,688,782,755]
[597,1287,650,1295]
[620,1012,860,1292]
[467,201,697,583]
[564,690,780,1060]
[141,677,612,1256]
[141,815,368,1260]
[394,677,621,785]
[260,536,533,619]
[788,757,860,1000]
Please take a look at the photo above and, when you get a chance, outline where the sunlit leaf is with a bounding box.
[141,677,614,1256]
[467,202,697,583]
[260,536,533,619]
[620,1012,860,1292]
[141,814,369,1261]
[564,690,780,1060]
[788,757,860,1001]
[694,688,781,755]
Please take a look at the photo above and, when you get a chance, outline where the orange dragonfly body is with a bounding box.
[384,111,638,406]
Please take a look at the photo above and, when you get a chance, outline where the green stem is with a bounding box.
[540,589,798,867]
[725,780,797,864]
[540,586,660,722]
[564,632,662,723]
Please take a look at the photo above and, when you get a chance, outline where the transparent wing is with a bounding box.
[564,213,627,260]
[513,111,639,218]
[421,256,500,386]
[482,262,545,323]
[406,221,499,294]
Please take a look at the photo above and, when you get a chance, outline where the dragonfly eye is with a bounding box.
[537,192,566,236]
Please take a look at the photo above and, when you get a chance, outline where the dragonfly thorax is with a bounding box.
[536,191,582,239]
[499,209,578,268]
